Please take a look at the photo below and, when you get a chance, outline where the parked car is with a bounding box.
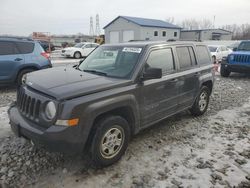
[37,40,55,52]
[61,42,99,59]
[208,45,232,63]
[221,40,250,77]
[9,41,214,167]
[0,37,52,86]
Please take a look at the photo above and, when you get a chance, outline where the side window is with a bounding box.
[162,31,166,37]
[146,48,175,74]
[196,45,211,65]
[91,44,98,48]
[154,31,158,37]
[176,47,192,69]
[84,44,92,48]
[16,42,34,54]
[0,41,19,55]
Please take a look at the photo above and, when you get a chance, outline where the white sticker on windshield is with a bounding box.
[122,47,142,53]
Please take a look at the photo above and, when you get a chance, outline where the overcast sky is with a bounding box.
[1,0,249,36]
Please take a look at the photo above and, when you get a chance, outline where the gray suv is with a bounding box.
[8,41,214,167]
[0,37,52,86]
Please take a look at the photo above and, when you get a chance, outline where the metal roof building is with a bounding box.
[180,29,233,41]
[103,16,182,43]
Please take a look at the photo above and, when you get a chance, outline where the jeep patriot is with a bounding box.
[8,41,214,167]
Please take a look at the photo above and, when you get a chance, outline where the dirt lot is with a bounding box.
[0,73,250,188]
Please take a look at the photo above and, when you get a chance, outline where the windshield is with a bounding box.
[237,42,250,51]
[74,43,84,48]
[208,46,217,52]
[78,46,143,79]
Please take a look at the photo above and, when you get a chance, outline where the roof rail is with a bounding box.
[0,36,33,41]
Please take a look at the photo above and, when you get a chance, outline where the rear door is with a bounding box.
[140,47,179,126]
[175,46,200,110]
[0,41,24,82]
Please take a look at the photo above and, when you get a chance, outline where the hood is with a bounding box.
[26,67,130,100]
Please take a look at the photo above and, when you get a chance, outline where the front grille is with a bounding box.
[62,50,65,53]
[234,55,250,63]
[17,88,41,122]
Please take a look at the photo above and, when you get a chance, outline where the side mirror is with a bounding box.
[233,47,237,51]
[142,67,162,80]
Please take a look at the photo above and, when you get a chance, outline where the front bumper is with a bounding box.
[221,63,250,73]
[8,105,84,154]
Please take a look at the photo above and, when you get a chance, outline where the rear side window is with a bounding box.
[146,48,175,74]
[0,41,19,55]
[196,45,211,65]
[16,42,34,54]
[176,46,193,69]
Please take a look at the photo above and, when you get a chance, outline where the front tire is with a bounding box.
[90,116,130,167]
[190,86,210,116]
[74,51,81,59]
[220,65,230,77]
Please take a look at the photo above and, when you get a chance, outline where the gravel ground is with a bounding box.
[0,73,250,188]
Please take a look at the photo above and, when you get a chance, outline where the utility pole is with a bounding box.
[95,14,100,36]
[89,16,94,36]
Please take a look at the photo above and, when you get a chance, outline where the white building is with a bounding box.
[103,16,181,43]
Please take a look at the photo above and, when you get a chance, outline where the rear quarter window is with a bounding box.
[16,42,34,54]
[196,45,211,65]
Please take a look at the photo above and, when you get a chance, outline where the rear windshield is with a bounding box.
[16,42,34,54]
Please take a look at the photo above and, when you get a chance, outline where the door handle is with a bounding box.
[14,58,23,61]
[170,78,178,82]
[194,72,201,76]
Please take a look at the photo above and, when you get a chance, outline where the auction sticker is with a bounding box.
[122,47,142,53]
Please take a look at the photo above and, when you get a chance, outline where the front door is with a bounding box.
[139,48,179,126]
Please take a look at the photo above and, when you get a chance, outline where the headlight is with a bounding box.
[45,101,57,120]
[230,55,234,61]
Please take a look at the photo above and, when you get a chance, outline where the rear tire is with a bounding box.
[90,116,130,167]
[190,86,210,116]
[74,51,81,59]
[17,69,35,86]
[220,65,230,77]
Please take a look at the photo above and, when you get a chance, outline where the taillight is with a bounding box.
[41,52,50,59]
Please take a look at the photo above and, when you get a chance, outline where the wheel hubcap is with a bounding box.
[100,127,124,159]
[199,91,208,111]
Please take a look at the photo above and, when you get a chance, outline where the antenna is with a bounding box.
[213,15,216,29]
[89,16,94,36]
[95,14,100,36]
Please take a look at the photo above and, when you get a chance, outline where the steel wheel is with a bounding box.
[74,52,81,59]
[198,91,208,111]
[100,127,124,159]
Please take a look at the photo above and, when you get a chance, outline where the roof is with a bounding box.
[181,28,232,33]
[103,41,206,48]
[103,16,182,29]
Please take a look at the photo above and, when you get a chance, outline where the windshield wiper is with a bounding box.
[83,69,107,76]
